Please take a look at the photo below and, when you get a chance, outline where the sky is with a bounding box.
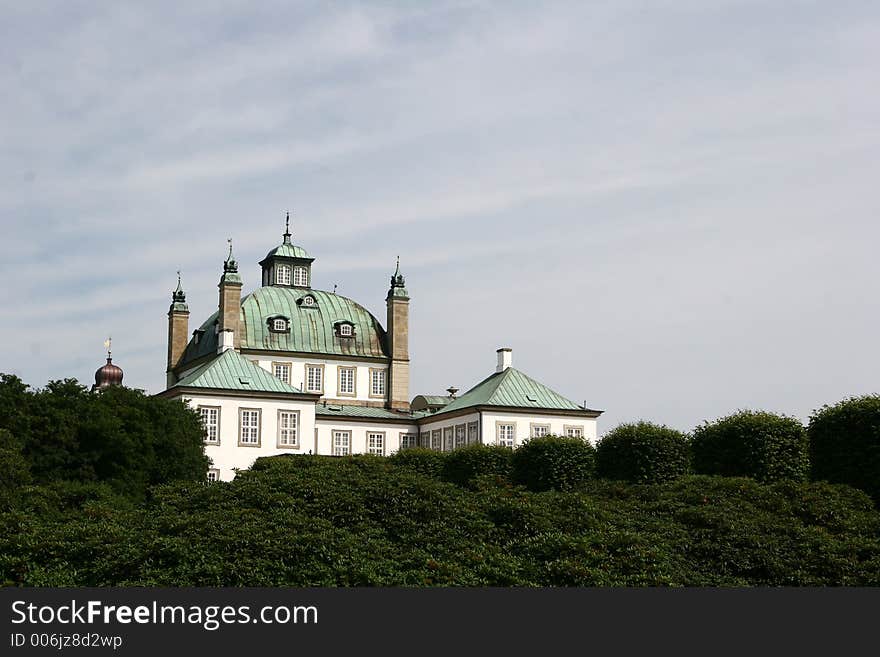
[1,0,878,434]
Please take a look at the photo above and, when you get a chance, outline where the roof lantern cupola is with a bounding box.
[387,256,409,300]
[260,211,315,289]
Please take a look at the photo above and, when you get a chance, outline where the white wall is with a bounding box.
[479,410,599,447]
[178,393,316,482]
[417,412,481,450]
[314,419,419,456]
[248,355,388,403]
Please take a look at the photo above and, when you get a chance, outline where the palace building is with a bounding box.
[158,218,602,481]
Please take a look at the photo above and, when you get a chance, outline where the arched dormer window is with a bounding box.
[297,294,317,308]
[293,266,309,287]
[267,316,290,333]
[275,265,291,286]
[335,320,355,338]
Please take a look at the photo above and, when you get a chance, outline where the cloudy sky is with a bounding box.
[1,1,877,433]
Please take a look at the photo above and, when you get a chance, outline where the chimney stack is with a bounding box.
[496,347,512,373]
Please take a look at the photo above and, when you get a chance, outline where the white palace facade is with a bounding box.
[158,220,602,481]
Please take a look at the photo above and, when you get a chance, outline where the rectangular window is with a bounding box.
[443,427,454,452]
[565,425,585,439]
[497,423,515,448]
[273,362,291,384]
[207,469,220,482]
[455,424,466,449]
[333,430,351,456]
[400,433,418,450]
[293,266,309,287]
[467,422,479,445]
[369,369,386,398]
[338,367,356,396]
[420,431,430,449]
[305,364,324,393]
[431,430,442,451]
[198,406,220,444]
[277,410,299,447]
[367,432,385,456]
[239,409,261,446]
[276,265,291,286]
[531,424,550,438]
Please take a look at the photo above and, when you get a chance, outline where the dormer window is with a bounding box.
[297,294,317,308]
[335,321,355,338]
[275,265,291,286]
[268,316,290,333]
[293,266,309,287]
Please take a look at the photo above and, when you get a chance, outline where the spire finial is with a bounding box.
[283,211,292,244]
[223,238,239,273]
[104,336,112,360]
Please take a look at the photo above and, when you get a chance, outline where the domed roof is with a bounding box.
[94,357,123,389]
[178,287,388,367]
[263,242,311,260]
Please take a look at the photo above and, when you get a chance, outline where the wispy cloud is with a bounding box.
[2,1,879,432]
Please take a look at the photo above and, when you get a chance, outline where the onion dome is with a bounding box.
[93,338,123,390]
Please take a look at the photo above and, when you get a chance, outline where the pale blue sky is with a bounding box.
[1,1,878,433]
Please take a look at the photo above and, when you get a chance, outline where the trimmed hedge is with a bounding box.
[441,444,512,488]
[3,457,879,586]
[691,410,808,483]
[596,421,689,484]
[510,435,595,492]
[808,395,880,504]
[388,448,447,479]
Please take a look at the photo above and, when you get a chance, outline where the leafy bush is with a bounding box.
[808,395,880,504]
[510,435,595,492]
[0,374,210,500]
[441,444,512,488]
[691,410,808,483]
[388,448,447,479]
[596,421,689,484]
[2,458,878,586]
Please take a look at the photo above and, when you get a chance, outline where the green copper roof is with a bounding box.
[420,395,452,406]
[316,404,428,422]
[264,243,311,260]
[171,349,304,394]
[179,287,388,368]
[431,367,589,416]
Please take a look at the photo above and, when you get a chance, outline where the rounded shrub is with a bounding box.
[441,444,512,488]
[510,435,596,492]
[596,421,689,484]
[388,448,446,479]
[691,410,808,483]
[808,395,880,504]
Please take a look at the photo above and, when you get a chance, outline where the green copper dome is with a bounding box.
[263,242,312,260]
[178,287,389,368]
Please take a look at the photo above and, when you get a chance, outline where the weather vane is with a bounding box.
[103,336,112,359]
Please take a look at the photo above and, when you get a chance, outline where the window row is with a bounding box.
[198,406,300,448]
[407,421,587,451]
[330,430,415,456]
[274,265,310,287]
[413,423,480,452]
[266,362,386,398]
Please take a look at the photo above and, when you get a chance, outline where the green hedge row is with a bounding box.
[3,455,879,586]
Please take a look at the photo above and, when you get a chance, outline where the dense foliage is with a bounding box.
[2,455,878,586]
[691,410,809,483]
[808,395,880,504]
[510,435,596,492]
[0,374,210,500]
[441,444,512,488]
[387,447,447,479]
[596,422,690,484]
